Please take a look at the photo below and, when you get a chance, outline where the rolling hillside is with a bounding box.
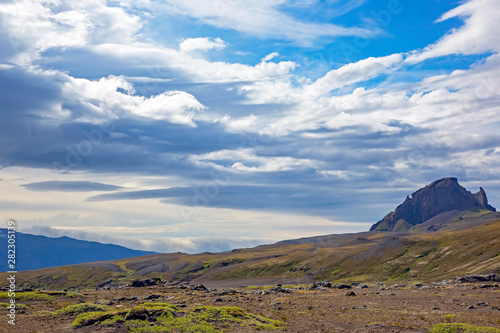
[4,211,500,290]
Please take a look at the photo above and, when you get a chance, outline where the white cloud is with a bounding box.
[406,0,500,63]
[191,148,317,173]
[262,52,279,62]
[121,0,379,46]
[305,54,403,96]
[221,114,259,133]
[135,91,205,126]
[227,54,404,135]
[62,74,206,126]
[92,43,296,83]
[12,69,205,126]
[0,0,141,64]
[179,37,227,53]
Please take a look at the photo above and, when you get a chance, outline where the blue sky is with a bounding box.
[1,0,500,253]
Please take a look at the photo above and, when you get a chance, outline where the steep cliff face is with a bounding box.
[370,178,496,232]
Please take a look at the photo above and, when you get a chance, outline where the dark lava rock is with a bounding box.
[346,291,357,296]
[456,274,500,283]
[144,294,162,300]
[270,285,292,293]
[192,284,208,291]
[370,178,496,232]
[310,281,332,289]
[335,284,352,290]
[130,279,158,288]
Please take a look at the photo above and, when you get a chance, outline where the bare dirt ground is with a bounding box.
[1,281,499,332]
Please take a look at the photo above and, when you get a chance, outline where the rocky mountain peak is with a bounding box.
[370,178,496,232]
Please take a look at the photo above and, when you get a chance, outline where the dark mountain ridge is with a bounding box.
[0,229,157,271]
[370,177,496,232]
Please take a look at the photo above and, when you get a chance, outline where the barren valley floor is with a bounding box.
[1,280,499,332]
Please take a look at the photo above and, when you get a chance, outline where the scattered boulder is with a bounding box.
[115,296,141,302]
[144,294,162,300]
[346,291,357,296]
[335,284,352,290]
[270,285,292,293]
[192,284,208,291]
[310,281,332,289]
[130,279,159,288]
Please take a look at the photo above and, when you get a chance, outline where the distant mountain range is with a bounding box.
[2,177,498,289]
[370,177,496,232]
[0,230,156,272]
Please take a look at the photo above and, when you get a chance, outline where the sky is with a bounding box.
[1,0,500,254]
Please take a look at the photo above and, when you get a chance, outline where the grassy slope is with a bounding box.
[3,218,500,290]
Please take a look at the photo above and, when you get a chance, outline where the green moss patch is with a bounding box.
[125,304,285,332]
[0,291,54,301]
[53,302,112,316]
[71,310,127,327]
[0,302,27,309]
[431,323,500,333]
[66,302,285,332]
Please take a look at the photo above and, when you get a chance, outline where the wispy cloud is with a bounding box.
[406,0,500,63]
[121,0,379,46]
[22,181,123,192]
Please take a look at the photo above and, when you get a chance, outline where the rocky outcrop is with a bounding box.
[370,178,496,232]
[455,274,500,283]
[129,278,160,287]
